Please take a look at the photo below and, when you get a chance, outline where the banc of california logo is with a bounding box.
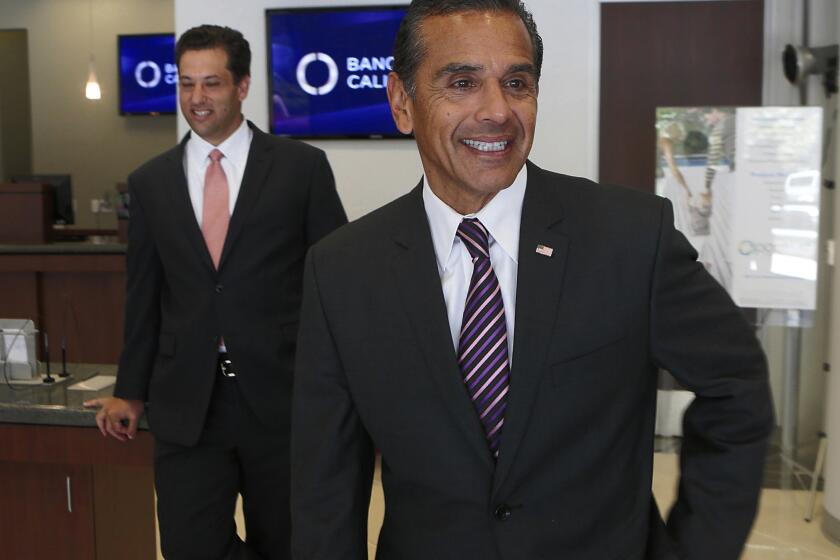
[134,61,178,89]
[297,52,339,96]
[135,61,162,88]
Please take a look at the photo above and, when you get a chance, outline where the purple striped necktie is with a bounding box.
[456,218,510,459]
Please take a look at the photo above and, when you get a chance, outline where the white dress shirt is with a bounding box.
[184,116,253,224]
[184,117,252,353]
[422,165,527,362]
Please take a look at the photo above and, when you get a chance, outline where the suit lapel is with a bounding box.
[493,162,569,493]
[165,133,216,274]
[218,122,273,271]
[391,185,495,472]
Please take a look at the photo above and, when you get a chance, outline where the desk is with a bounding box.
[0,364,155,560]
[0,242,126,363]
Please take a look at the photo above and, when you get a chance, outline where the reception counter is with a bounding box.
[0,242,126,364]
[0,364,155,560]
[0,242,126,255]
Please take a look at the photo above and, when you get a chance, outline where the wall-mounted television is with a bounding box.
[118,33,177,115]
[266,6,408,139]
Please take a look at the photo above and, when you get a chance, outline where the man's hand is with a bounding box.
[83,397,144,442]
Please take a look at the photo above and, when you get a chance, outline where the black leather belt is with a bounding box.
[218,353,236,378]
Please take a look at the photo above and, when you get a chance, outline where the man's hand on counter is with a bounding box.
[83,397,145,442]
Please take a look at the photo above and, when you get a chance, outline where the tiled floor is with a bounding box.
[652,453,840,560]
[156,453,840,559]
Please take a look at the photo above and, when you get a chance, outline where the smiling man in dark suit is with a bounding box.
[290,1,773,559]
[84,25,346,560]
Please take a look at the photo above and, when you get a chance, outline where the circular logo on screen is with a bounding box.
[296,53,339,96]
[135,61,162,89]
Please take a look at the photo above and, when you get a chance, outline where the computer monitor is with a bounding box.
[10,174,74,225]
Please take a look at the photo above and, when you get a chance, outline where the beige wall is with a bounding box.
[175,0,600,220]
[1,0,176,229]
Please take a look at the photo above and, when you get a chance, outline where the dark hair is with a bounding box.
[176,25,251,83]
[684,130,709,155]
[392,0,543,97]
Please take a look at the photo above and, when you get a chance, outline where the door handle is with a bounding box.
[66,476,72,513]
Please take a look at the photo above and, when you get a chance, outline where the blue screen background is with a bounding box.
[119,34,177,114]
[267,8,407,137]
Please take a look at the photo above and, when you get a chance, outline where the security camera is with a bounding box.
[783,44,838,95]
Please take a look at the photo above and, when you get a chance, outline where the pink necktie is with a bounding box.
[202,149,229,269]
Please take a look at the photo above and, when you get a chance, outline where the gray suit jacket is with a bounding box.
[115,122,347,446]
[291,161,773,559]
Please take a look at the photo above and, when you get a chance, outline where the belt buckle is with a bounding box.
[220,357,236,378]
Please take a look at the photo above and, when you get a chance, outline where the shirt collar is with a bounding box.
[422,165,527,273]
[186,116,251,166]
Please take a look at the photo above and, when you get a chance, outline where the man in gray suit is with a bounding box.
[290,1,773,558]
[86,25,346,559]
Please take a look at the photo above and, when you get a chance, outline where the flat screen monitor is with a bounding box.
[118,33,177,115]
[266,6,408,138]
[11,174,74,225]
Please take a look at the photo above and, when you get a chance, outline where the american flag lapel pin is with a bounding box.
[535,244,554,257]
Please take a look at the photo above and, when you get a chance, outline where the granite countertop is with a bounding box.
[0,363,146,429]
[0,242,126,255]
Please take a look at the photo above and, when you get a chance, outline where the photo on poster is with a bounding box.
[655,106,736,290]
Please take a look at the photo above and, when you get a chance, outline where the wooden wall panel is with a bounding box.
[0,184,55,244]
[0,425,155,559]
[93,464,157,560]
[0,463,96,560]
[0,253,125,363]
[599,0,764,191]
[0,424,153,467]
[0,271,39,320]
[41,272,125,363]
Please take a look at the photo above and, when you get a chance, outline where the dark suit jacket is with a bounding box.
[291,162,773,559]
[114,122,347,446]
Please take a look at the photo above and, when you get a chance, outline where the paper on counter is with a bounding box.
[68,375,116,392]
